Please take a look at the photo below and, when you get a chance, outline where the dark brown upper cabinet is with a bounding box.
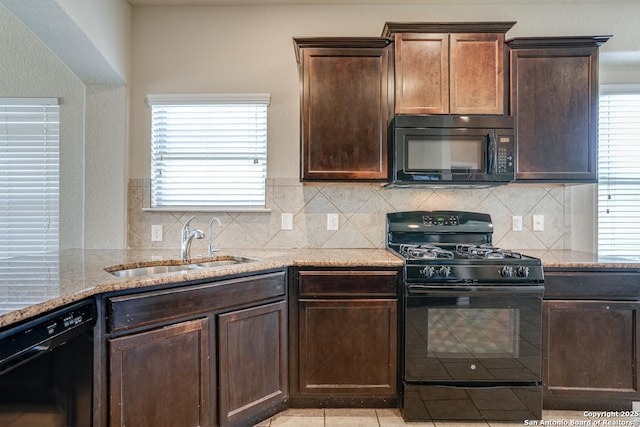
[508,36,610,182]
[382,22,516,115]
[293,38,392,181]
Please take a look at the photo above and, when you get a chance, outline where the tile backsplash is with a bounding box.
[128,179,571,253]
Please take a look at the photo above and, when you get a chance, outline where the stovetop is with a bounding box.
[386,211,544,283]
[395,243,532,262]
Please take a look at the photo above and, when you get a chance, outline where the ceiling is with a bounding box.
[127,0,612,5]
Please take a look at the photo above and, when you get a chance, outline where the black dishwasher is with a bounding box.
[0,299,96,427]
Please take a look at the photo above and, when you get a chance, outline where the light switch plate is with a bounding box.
[327,213,339,231]
[281,213,293,230]
[151,224,163,241]
[512,215,523,232]
[533,215,544,231]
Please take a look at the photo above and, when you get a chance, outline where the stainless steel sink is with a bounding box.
[195,256,257,268]
[105,255,258,278]
[107,263,201,278]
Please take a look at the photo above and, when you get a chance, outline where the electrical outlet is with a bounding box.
[512,215,523,232]
[151,224,163,241]
[327,213,339,231]
[533,215,545,232]
[281,213,293,230]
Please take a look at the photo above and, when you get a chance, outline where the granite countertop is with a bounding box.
[526,250,640,269]
[2,247,640,330]
[0,248,403,329]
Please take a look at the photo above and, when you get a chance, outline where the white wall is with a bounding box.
[84,85,128,249]
[0,1,131,249]
[129,3,640,180]
[0,5,86,250]
[55,0,132,83]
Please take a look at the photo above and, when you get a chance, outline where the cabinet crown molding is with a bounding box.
[507,35,612,49]
[381,21,516,37]
[292,37,391,63]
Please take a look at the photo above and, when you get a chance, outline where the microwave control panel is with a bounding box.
[497,136,514,174]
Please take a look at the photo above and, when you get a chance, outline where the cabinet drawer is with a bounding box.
[298,270,398,297]
[544,270,640,300]
[108,270,286,332]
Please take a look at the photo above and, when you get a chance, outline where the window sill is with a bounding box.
[142,207,271,213]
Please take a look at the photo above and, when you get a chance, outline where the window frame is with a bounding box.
[0,97,59,258]
[146,93,271,212]
[597,84,640,256]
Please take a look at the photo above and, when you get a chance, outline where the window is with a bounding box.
[0,98,59,258]
[598,86,640,256]
[147,94,270,211]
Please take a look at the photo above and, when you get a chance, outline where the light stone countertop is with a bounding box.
[523,250,640,270]
[2,248,640,330]
[0,248,403,329]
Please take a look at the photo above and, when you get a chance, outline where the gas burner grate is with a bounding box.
[399,244,454,260]
[456,244,523,259]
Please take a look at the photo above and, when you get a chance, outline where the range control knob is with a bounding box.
[500,266,513,278]
[438,266,451,278]
[516,266,530,278]
[420,266,435,278]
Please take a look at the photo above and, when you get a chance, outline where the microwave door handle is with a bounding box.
[486,133,497,174]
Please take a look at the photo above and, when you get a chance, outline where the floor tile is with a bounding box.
[325,408,379,427]
[278,408,325,417]
[434,422,489,427]
[269,415,324,427]
[255,408,603,427]
[377,408,436,427]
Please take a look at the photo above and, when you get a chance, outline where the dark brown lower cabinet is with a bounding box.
[298,299,397,395]
[290,269,400,406]
[109,318,212,427]
[218,301,288,426]
[101,270,288,427]
[543,300,640,409]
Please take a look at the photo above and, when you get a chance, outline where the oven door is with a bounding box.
[404,284,543,385]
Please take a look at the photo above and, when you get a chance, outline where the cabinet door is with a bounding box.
[394,33,449,114]
[109,318,212,427]
[298,298,397,396]
[300,46,389,180]
[394,32,504,115]
[543,300,640,409]
[450,33,505,114]
[218,301,287,426]
[511,45,599,182]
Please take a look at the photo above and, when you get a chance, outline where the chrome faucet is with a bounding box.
[208,217,222,256]
[181,216,205,261]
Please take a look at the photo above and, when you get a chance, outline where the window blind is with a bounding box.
[147,94,270,210]
[0,98,59,258]
[598,88,640,256]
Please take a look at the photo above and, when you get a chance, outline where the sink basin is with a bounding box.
[195,255,257,268]
[107,263,201,278]
[105,255,258,278]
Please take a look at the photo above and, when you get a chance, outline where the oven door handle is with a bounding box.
[407,284,545,296]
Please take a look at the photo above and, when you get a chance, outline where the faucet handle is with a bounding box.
[184,215,197,228]
[182,216,197,235]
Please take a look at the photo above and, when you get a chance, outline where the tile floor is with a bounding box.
[254,408,640,427]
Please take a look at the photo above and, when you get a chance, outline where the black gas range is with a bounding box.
[387,211,544,422]
[388,211,544,284]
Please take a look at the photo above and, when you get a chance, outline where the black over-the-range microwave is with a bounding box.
[390,115,515,186]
